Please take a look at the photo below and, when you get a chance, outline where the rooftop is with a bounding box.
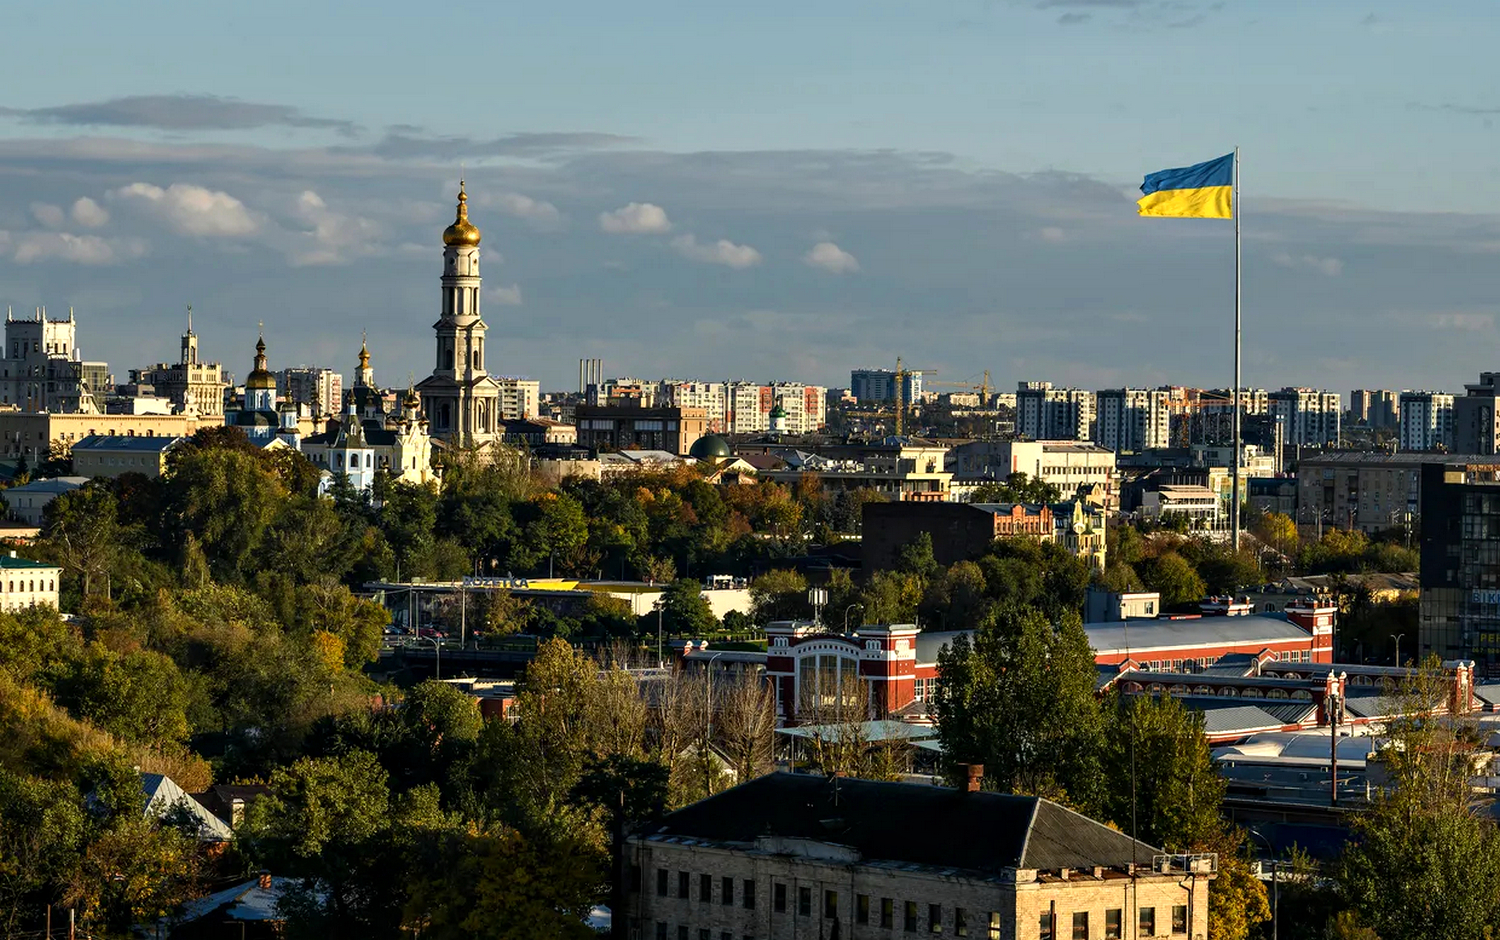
[637,772,1159,876]
[71,434,183,453]
[0,554,59,570]
[7,476,90,494]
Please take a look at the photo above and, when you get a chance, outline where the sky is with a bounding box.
[1,0,1498,396]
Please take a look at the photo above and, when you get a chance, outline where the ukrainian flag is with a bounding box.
[1137,153,1234,218]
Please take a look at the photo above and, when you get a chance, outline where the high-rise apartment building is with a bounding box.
[278,367,342,417]
[1419,461,1500,675]
[1095,387,1172,452]
[1015,382,1094,441]
[850,367,924,404]
[1350,389,1398,428]
[494,377,540,419]
[1398,390,1455,452]
[1268,387,1341,448]
[656,380,827,435]
[1455,372,1500,455]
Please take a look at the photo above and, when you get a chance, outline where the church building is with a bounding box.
[301,340,435,490]
[415,182,504,450]
[225,335,302,447]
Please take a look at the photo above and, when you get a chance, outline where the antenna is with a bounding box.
[186,304,193,333]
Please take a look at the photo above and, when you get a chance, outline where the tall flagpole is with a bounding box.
[1231,146,1242,553]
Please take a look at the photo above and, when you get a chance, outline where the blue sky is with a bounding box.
[1,0,1498,394]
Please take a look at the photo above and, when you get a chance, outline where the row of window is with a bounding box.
[3,579,54,593]
[1038,905,1187,939]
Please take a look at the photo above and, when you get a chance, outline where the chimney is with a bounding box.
[961,763,984,793]
[257,871,272,891]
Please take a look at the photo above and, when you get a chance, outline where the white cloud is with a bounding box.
[804,241,860,273]
[1039,226,1067,243]
[490,284,523,305]
[285,189,382,266]
[71,197,109,227]
[672,234,762,269]
[5,231,146,265]
[1271,251,1343,276]
[111,181,259,236]
[30,202,65,228]
[599,202,672,234]
[488,192,561,227]
[1432,312,1495,331]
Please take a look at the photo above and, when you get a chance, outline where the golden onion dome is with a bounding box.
[246,336,277,390]
[442,182,482,247]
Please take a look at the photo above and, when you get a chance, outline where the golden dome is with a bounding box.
[442,182,482,247]
[246,336,276,390]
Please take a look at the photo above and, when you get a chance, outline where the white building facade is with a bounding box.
[1016,382,1094,441]
[1095,388,1171,452]
[1398,390,1455,452]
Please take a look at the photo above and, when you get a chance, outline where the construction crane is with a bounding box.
[927,369,993,405]
[893,356,935,437]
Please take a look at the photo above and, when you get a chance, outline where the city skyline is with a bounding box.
[3,1,1500,393]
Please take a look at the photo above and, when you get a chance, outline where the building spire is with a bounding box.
[186,303,193,334]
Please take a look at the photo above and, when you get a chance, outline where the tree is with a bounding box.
[1335,663,1500,939]
[715,672,776,784]
[933,607,1105,809]
[748,569,808,624]
[1138,551,1206,607]
[658,578,717,637]
[1252,510,1298,558]
[41,483,124,598]
[1100,694,1224,850]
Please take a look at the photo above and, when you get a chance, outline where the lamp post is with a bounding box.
[1246,828,1278,940]
[843,604,863,633]
[654,597,665,668]
[419,635,441,680]
[1394,633,1405,668]
[704,651,725,796]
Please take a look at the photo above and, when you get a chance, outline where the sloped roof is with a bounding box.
[72,435,182,453]
[7,476,90,495]
[637,772,1158,876]
[141,773,233,841]
[1087,615,1312,656]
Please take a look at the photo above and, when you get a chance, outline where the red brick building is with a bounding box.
[758,595,1336,724]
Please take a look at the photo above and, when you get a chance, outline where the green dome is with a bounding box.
[768,404,787,419]
[689,434,733,461]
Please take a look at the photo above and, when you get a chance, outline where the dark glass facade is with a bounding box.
[1420,462,1500,676]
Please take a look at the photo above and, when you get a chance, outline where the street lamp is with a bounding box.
[1246,828,1279,940]
[704,651,725,795]
[418,635,442,680]
[844,604,863,633]
[1394,633,1405,668]
[653,597,665,668]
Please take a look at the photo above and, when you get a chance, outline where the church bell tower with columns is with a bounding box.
[416,182,502,449]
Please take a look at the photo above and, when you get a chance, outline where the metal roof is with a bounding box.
[1086,615,1312,656]
[1199,705,1289,736]
[71,434,182,453]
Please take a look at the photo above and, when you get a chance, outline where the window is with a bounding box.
[1105,909,1121,940]
[1072,912,1088,940]
[630,866,642,893]
[700,874,712,903]
[905,902,918,933]
[824,890,838,919]
[1172,905,1187,934]
[798,887,811,917]
[929,904,942,934]
[656,923,666,940]
[1139,908,1155,936]
[988,912,1001,940]
[678,872,689,899]
[857,895,870,925]
[721,877,732,906]
[773,884,786,914]
[677,928,687,940]
[881,898,894,929]
[743,880,755,910]
[955,908,967,938]
[699,931,709,940]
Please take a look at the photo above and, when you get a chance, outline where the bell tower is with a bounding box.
[416,181,502,448]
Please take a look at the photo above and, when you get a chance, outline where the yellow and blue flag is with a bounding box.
[1137,153,1234,219]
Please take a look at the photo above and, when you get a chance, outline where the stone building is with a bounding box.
[622,772,1214,940]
